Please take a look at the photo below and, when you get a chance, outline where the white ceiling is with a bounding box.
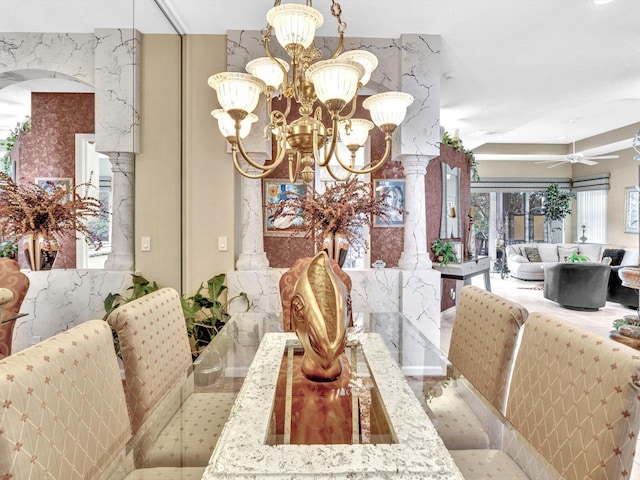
[1,0,640,157]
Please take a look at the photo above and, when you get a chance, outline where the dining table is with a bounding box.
[195,311,467,479]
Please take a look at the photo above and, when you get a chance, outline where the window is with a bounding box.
[576,190,607,244]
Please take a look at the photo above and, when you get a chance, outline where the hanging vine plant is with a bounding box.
[441,130,480,182]
[0,117,31,175]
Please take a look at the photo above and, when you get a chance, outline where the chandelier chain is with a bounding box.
[330,0,347,34]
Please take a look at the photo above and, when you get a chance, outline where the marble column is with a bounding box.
[104,152,135,271]
[236,155,270,271]
[398,155,432,270]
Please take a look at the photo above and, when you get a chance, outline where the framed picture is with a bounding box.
[35,177,73,202]
[625,186,639,233]
[264,179,307,236]
[374,179,405,227]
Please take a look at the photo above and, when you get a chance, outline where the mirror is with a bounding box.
[440,163,461,239]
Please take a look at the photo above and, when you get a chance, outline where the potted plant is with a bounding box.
[0,172,102,270]
[566,251,590,263]
[103,273,250,360]
[181,273,250,359]
[540,183,575,243]
[267,177,401,266]
[431,238,457,266]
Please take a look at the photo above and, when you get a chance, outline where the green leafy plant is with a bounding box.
[566,251,590,263]
[613,316,640,331]
[181,274,250,358]
[0,240,17,259]
[102,274,159,357]
[441,130,479,182]
[1,117,31,175]
[540,183,576,242]
[431,238,457,266]
[103,273,249,360]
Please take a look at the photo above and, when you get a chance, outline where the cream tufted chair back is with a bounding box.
[448,285,528,413]
[505,312,640,479]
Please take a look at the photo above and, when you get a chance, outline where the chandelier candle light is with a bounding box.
[208,0,414,184]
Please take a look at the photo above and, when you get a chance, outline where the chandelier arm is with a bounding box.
[288,151,301,183]
[264,35,291,94]
[231,148,277,179]
[235,132,282,172]
[340,135,392,174]
[329,32,345,59]
[340,93,359,120]
[324,160,353,182]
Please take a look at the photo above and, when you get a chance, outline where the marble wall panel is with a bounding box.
[12,270,131,353]
[94,28,140,154]
[401,269,442,347]
[0,33,95,88]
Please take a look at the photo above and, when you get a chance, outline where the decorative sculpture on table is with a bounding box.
[290,251,351,381]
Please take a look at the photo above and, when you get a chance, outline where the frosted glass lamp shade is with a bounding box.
[211,109,258,139]
[338,118,374,147]
[306,59,364,105]
[338,50,378,86]
[363,91,414,127]
[266,4,323,50]
[246,57,289,92]
[208,72,266,114]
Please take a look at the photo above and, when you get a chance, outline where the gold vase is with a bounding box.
[22,232,59,271]
[321,232,349,267]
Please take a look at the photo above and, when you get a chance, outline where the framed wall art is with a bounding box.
[35,177,73,202]
[625,186,639,233]
[264,179,307,236]
[373,179,405,227]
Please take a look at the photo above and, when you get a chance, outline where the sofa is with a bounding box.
[506,242,638,281]
[609,265,640,308]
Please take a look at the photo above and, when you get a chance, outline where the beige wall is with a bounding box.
[182,35,237,294]
[477,147,639,249]
[573,148,638,249]
[136,34,182,290]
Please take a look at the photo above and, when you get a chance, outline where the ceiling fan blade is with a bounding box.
[588,155,619,160]
[546,162,567,169]
[579,159,598,166]
[535,160,561,164]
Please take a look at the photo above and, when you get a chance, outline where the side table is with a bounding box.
[433,256,491,292]
[608,330,640,350]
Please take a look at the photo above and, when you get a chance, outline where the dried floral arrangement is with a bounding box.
[0,172,103,247]
[267,177,402,252]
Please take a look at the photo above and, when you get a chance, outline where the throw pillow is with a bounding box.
[602,248,625,266]
[524,246,542,263]
[558,246,578,262]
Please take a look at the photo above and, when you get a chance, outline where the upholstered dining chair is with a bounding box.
[0,319,205,480]
[450,312,640,479]
[107,287,236,468]
[0,258,30,358]
[428,285,528,450]
[279,255,353,331]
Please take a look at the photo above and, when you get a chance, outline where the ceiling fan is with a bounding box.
[536,122,619,168]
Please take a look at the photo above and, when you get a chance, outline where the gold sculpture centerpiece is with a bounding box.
[290,251,351,381]
[208,0,414,184]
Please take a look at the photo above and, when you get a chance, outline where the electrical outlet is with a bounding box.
[218,236,228,251]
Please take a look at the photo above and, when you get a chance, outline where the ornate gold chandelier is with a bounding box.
[208,0,414,184]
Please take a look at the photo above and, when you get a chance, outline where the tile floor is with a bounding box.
[440,273,640,479]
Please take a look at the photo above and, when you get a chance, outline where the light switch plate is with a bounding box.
[141,236,151,252]
[218,236,228,251]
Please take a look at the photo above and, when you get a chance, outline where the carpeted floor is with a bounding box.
[440,272,640,479]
